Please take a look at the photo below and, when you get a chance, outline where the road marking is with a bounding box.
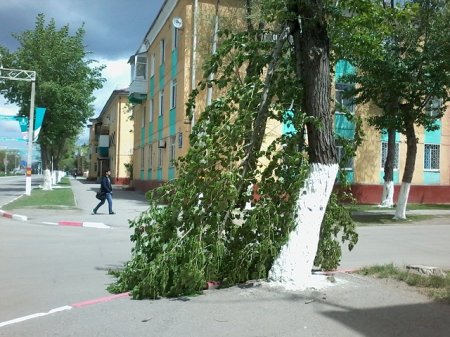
[82,222,111,229]
[0,293,129,328]
[58,220,82,227]
[0,306,72,328]
[57,221,110,229]
[71,292,129,308]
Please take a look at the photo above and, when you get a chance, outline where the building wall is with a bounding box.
[110,95,134,185]
[353,105,450,188]
[131,0,244,192]
[87,124,98,180]
[88,90,133,185]
[130,1,450,203]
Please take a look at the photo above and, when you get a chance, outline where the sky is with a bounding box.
[0,0,165,153]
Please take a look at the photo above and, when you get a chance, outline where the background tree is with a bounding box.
[335,0,450,218]
[0,14,105,170]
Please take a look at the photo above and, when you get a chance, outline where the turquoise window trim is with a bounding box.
[424,119,441,144]
[169,108,176,135]
[334,114,355,139]
[140,170,144,180]
[158,116,164,140]
[140,126,145,146]
[168,167,175,180]
[380,129,400,142]
[282,110,296,136]
[147,169,152,180]
[157,168,163,181]
[159,64,165,89]
[335,59,356,82]
[150,77,155,97]
[148,122,154,143]
[379,170,400,184]
[424,171,440,185]
[337,170,354,184]
[171,49,178,79]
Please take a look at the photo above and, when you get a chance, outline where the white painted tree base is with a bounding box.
[268,163,339,290]
[394,182,410,219]
[379,180,394,208]
[42,169,52,191]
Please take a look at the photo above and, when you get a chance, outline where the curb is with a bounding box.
[0,211,109,229]
[58,221,111,229]
[0,209,28,222]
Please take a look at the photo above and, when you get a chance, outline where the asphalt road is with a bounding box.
[0,175,42,207]
[0,177,449,336]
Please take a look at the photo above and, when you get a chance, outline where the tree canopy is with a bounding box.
[0,13,105,169]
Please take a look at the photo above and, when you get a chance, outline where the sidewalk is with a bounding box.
[5,177,151,229]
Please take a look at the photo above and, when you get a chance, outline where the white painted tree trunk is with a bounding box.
[379,181,394,208]
[42,169,52,190]
[394,182,410,219]
[268,163,338,289]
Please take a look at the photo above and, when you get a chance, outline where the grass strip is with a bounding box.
[351,213,431,225]
[3,185,76,210]
[358,264,450,304]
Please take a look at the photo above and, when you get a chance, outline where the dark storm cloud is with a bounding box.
[0,0,165,60]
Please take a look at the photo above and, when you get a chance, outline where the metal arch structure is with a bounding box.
[0,66,36,195]
[0,67,36,82]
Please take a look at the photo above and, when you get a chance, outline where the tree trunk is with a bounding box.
[394,121,416,219]
[380,129,396,207]
[269,0,338,289]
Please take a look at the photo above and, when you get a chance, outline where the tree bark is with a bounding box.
[380,128,396,207]
[269,0,338,288]
[394,120,417,219]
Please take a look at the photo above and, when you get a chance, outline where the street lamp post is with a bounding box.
[0,66,37,195]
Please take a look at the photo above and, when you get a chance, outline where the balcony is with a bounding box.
[128,53,148,104]
[97,134,109,159]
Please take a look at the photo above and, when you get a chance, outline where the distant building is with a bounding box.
[87,89,134,184]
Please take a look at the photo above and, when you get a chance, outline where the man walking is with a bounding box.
[93,169,115,215]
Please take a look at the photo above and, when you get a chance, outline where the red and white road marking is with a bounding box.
[57,220,110,229]
[0,210,27,221]
[0,292,130,328]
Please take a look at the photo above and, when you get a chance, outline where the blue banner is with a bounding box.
[34,107,46,141]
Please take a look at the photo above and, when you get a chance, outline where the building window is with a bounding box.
[158,148,163,168]
[140,147,145,170]
[336,143,353,170]
[172,26,179,50]
[149,99,154,123]
[170,79,177,109]
[136,55,147,79]
[425,97,442,117]
[160,39,165,65]
[335,83,354,114]
[424,144,440,170]
[150,53,155,77]
[381,142,399,169]
[159,90,164,116]
[169,135,176,166]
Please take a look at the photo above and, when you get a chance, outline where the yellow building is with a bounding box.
[87,89,134,184]
[128,0,243,192]
[334,60,450,203]
[127,1,450,203]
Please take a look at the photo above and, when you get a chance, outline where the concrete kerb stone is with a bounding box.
[0,209,28,222]
[58,220,111,229]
